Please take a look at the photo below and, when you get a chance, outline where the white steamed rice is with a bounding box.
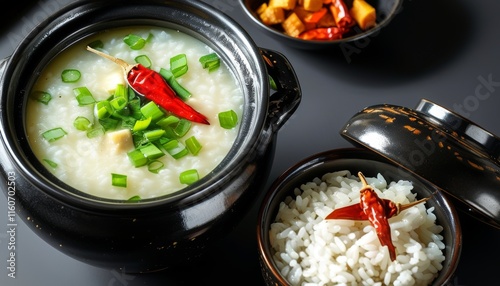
[270,170,445,286]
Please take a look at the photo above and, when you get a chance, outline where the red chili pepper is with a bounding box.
[329,0,356,29]
[127,65,209,124]
[325,172,431,261]
[298,27,344,41]
[86,46,209,125]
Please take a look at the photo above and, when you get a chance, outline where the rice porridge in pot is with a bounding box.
[270,170,446,286]
[25,26,244,200]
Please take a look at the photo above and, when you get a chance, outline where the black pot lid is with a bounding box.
[341,98,500,229]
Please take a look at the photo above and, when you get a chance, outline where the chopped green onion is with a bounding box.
[135,55,152,68]
[161,126,177,139]
[139,143,164,159]
[133,117,152,132]
[161,139,176,150]
[170,54,188,77]
[42,127,67,142]
[114,83,127,99]
[123,34,146,50]
[110,96,128,111]
[119,116,137,130]
[128,98,143,119]
[163,139,188,159]
[185,136,202,155]
[43,159,58,168]
[159,68,191,100]
[173,119,191,137]
[73,116,92,131]
[156,115,180,129]
[86,126,105,138]
[128,85,137,100]
[179,169,199,185]
[61,69,81,83]
[111,84,128,112]
[127,195,141,202]
[269,75,277,90]
[199,53,220,72]
[30,90,52,105]
[73,87,96,106]
[147,160,164,174]
[88,40,104,49]
[111,173,127,188]
[99,117,120,131]
[141,101,164,122]
[95,100,113,119]
[158,137,171,145]
[218,110,238,129]
[127,149,148,167]
[132,131,147,148]
[143,129,165,142]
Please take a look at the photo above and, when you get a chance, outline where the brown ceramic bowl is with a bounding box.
[257,148,461,285]
[240,0,402,49]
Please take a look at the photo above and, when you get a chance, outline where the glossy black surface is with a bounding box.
[415,99,500,160]
[240,0,402,49]
[1,0,499,285]
[258,148,461,285]
[341,99,500,228]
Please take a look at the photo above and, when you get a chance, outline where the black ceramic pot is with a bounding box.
[0,0,301,273]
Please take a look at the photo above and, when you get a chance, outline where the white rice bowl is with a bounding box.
[269,170,446,286]
[25,26,243,200]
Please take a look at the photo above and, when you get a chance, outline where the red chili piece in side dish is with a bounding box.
[329,0,356,29]
[299,27,344,41]
[325,172,431,261]
[86,46,209,125]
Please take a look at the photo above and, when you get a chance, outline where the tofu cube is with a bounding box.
[105,129,134,154]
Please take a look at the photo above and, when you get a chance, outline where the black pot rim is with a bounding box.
[0,0,270,211]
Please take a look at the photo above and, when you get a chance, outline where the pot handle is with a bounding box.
[260,48,301,131]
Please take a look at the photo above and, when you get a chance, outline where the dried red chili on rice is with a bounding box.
[326,172,431,261]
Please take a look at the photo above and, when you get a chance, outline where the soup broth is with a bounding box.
[26,26,243,200]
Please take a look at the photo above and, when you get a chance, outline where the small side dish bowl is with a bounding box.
[240,0,402,49]
[257,148,461,285]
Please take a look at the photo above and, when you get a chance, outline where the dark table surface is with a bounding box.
[1,0,499,285]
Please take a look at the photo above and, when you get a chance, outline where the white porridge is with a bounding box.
[26,26,243,200]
